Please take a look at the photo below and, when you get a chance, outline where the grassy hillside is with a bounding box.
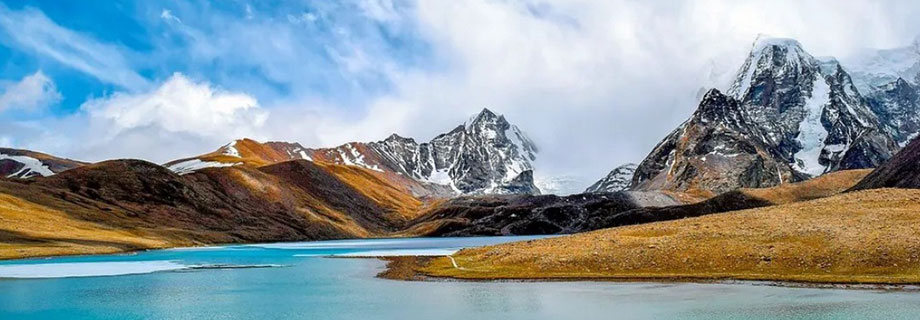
[0,188,178,259]
[0,158,428,260]
[412,188,920,284]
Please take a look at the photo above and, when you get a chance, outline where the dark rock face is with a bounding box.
[632,89,803,195]
[850,137,920,190]
[309,108,540,195]
[412,188,775,237]
[583,190,774,231]
[585,163,636,193]
[630,38,898,195]
[410,193,647,236]
[866,78,920,146]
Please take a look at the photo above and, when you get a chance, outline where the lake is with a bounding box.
[1,236,918,319]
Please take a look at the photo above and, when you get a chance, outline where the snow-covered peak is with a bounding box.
[844,38,920,93]
[750,36,805,54]
[465,107,505,131]
[220,141,241,158]
[306,108,540,195]
[728,36,817,99]
[383,133,415,144]
[585,163,637,193]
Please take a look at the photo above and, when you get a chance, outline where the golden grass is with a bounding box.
[741,169,872,205]
[416,188,920,284]
[221,166,375,238]
[318,163,424,220]
[0,193,175,260]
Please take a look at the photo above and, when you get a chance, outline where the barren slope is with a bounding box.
[412,188,920,284]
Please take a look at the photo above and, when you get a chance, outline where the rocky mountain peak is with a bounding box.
[866,77,920,146]
[383,133,416,144]
[585,163,637,193]
[291,109,540,196]
[626,36,898,196]
[468,107,501,124]
[729,36,816,100]
[695,89,743,122]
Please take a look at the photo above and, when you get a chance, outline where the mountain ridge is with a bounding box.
[623,36,902,196]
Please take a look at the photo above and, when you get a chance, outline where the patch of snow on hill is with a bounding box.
[0,152,54,178]
[222,141,241,158]
[168,159,240,175]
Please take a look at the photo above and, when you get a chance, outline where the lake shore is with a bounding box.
[379,256,920,289]
[381,188,920,286]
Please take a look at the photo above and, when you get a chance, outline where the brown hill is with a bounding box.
[409,188,920,284]
[850,137,920,190]
[166,138,447,199]
[0,157,426,259]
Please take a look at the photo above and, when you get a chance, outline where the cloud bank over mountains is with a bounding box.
[1,0,920,185]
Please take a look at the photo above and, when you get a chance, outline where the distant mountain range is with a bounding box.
[5,36,920,259]
[591,35,920,196]
[162,108,539,197]
[5,36,919,201]
[304,108,540,196]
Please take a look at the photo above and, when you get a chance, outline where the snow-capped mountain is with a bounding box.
[309,108,540,195]
[845,36,920,94]
[164,139,312,175]
[0,148,85,178]
[585,163,636,193]
[842,37,920,147]
[630,37,898,195]
[865,78,920,146]
[534,174,588,196]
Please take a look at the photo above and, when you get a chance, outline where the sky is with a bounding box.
[1,0,920,188]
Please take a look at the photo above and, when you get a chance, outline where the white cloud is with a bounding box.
[69,73,267,162]
[6,0,920,188]
[0,71,61,112]
[160,9,182,24]
[0,4,150,91]
[305,0,920,187]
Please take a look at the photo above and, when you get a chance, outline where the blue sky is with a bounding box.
[0,1,432,116]
[1,0,920,189]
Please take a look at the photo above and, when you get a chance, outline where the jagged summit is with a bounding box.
[585,163,636,193]
[750,36,805,54]
[384,133,413,142]
[728,36,816,100]
[288,108,539,196]
[465,107,503,130]
[475,107,498,119]
[628,35,898,196]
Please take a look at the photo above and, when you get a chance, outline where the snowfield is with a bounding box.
[0,152,54,178]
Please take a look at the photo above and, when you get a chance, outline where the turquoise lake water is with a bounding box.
[1,236,919,319]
